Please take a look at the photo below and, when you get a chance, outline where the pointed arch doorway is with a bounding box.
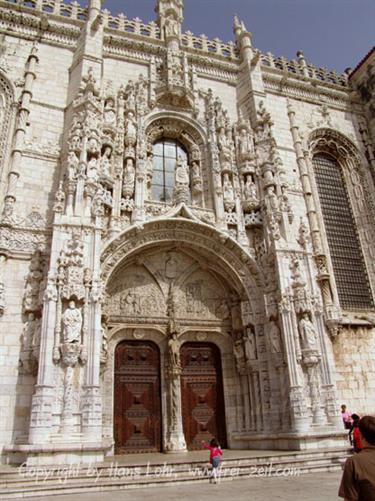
[114,340,162,453]
[180,342,227,450]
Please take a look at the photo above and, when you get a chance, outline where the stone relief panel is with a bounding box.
[106,264,166,318]
[176,269,229,321]
[105,250,231,323]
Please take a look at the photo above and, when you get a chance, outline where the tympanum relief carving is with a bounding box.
[106,250,233,324]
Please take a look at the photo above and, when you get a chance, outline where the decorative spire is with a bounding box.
[155,0,184,49]
[233,15,253,62]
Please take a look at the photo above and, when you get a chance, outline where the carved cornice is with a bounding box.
[262,73,351,110]
[0,7,81,48]
[0,226,51,256]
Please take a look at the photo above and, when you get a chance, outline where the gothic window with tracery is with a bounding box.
[313,153,373,310]
[152,139,188,203]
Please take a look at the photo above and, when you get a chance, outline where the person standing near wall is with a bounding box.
[339,415,375,501]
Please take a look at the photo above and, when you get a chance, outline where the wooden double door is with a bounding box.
[114,341,162,453]
[114,340,227,453]
[181,343,227,450]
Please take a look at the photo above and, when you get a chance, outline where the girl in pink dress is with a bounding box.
[202,438,223,483]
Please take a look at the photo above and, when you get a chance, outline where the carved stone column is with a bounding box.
[59,343,82,435]
[165,364,186,452]
[81,227,103,441]
[301,349,326,425]
[278,293,310,432]
[29,278,58,444]
[3,44,38,218]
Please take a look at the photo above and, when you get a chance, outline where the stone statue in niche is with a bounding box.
[125,81,136,111]
[62,300,82,344]
[191,144,201,163]
[22,312,37,351]
[168,333,181,368]
[244,175,258,200]
[100,146,112,176]
[164,14,179,38]
[173,156,190,204]
[238,127,254,157]
[104,98,116,125]
[223,173,235,212]
[53,182,66,213]
[67,151,79,180]
[191,162,200,181]
[298,312,319,351]
[87,137,100,156]
[269,319,282,353]
[233,336,244,370]
[175,156,189,185]
[216,299,230,320]
[125,111,137,141]
[217,126,231,160]
[243,328,257,360]
[265,185,279,212]
[87,157,99,181]
[123,158,135,197]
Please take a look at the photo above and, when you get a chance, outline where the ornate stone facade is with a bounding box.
[0,0,374,465]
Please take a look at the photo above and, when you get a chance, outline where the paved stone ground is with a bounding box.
[28,471,343,501]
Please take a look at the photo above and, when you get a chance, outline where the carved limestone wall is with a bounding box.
[333,326,375,414]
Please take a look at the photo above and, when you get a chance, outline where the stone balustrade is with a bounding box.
[260,51,348,87]
[1,0,349,83]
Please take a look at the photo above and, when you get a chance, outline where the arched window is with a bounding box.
[152,139,188,203]
[313,153,373,310]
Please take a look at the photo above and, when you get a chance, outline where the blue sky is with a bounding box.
[87,0,374,73]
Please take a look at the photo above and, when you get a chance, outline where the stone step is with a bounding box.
[0,450,347,483]
[0,449,350,498]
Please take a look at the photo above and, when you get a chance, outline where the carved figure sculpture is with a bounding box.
[104,98,116,124]
[238,127,253,156]
[123,158,135,197]
[22,312,36,350]
[175,156,189,185]
[125,111,137,141]
[244,175,258,200]
[87,157,99,181]
[218,127,231,160]
[62,300,82,343]
[101,146,112,176]
[298,312,318,350]
[165,14,179,38]
[269,320,282,353]
[233,338,244,369]
[223,173,235,212]
[243,328,257,360]
[265,185,279,211]
[67,152,79,180]
[168,333,181,368]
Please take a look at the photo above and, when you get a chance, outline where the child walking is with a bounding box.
[202,438,223,483]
